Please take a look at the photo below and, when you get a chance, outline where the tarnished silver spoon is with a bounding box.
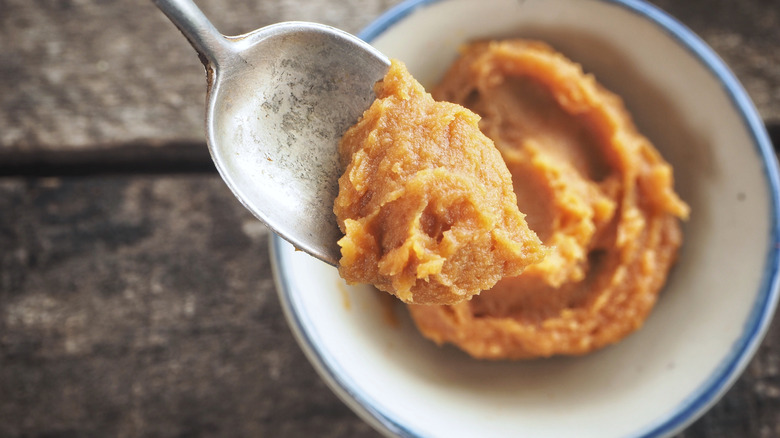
[152,0,389,265]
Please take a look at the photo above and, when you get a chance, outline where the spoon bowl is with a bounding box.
[153,0,390,265]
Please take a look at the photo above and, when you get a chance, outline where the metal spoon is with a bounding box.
[152,0,389,265]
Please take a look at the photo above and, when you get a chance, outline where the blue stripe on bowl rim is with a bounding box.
[272,0,780,436]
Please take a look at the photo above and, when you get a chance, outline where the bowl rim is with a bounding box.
[272,0,780,436]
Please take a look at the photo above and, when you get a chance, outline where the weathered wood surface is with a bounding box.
[1,0,779,437]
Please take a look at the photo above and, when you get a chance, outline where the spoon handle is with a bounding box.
[151,0,233,68]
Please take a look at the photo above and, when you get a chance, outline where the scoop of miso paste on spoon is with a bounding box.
[334,60,547,305]
[152,1,545,305]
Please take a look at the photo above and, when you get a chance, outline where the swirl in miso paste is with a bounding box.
[409,40,690,359]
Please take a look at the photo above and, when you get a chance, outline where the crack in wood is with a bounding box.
[0,123,777,178]
[0,141,215,177]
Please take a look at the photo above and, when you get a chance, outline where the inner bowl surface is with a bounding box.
[272,0,780,436]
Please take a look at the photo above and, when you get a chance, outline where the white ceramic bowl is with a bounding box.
[271,0,780,436]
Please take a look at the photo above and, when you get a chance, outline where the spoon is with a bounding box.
[152,0,390,265]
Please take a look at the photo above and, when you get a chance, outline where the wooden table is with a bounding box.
[1,0,778,436]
